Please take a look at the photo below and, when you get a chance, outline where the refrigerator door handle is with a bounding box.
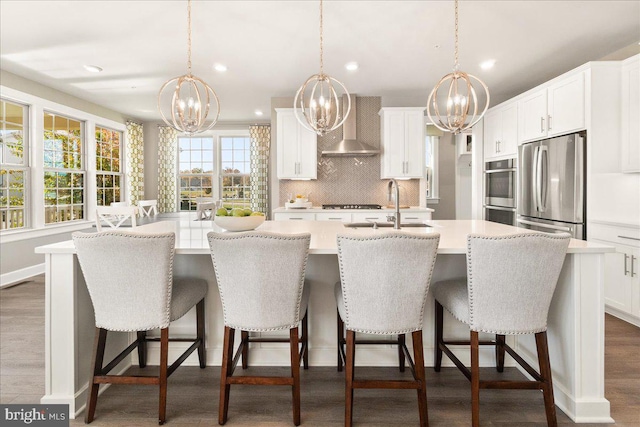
[516,218,573,233]
[533,146,541,212]
[539,145,549,213]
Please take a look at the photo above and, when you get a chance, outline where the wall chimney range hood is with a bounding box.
[321,94,380,157]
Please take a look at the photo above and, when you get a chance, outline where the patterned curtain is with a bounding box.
[249,125,271,216]
[125,121,144,204]
[157,126,178,213]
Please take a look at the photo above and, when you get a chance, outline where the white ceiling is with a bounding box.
[1,1,639,123]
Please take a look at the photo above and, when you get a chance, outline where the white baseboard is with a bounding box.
[1,263,45,288]
[605,306,640,328]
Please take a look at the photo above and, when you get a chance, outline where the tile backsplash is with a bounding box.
[279,96,420,207]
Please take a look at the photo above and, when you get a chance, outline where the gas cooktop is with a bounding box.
[322,204,382,210]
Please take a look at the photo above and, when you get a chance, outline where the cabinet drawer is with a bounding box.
[402,212,433,221]
[351,213,388,222]
[589,223,640,247]
[315,213,352,222]
[273,212,315,221]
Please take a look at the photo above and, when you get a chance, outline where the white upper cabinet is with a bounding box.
[519,72,585,143]
[276,108,317,180]
[379,108,425,179]
[483,102,518,161]
[621,55,640,173]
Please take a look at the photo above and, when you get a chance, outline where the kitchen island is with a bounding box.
[36,217,613,422]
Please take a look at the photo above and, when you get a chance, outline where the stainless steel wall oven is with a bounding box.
[484,158,516,226]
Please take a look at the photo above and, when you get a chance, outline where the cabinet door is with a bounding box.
[500,103,518,157]
[352,212,388,223]
[483,110,500,160]
[519,90,548,143]
[622,59,640,173]
[630,246,640,318]
[297,125,318,179]
[404,111,425,177]
[603,243,634,314]
[381,110,406,178]
[277,111,300,179]
[548,72,585,137]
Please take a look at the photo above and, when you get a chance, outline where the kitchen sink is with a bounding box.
[343,222,431,228]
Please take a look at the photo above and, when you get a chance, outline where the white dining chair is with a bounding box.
[335,231,440,427]
[137,199,158,218]
[95,206,137,231]
[196,197,216,220]
[110,201,129,207]
[432,232,571,427]
[72,231,207,424]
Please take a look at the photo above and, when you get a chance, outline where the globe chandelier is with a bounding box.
[427,0,490,134]
[158,0,220,135]
[294,0,351,136]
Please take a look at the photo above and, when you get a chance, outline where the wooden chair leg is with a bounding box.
[302,311,309,369]
[196,299,206,369]
[398,333,406,372]
[158,328,169,425]
[337,311,345,372]
[345,330,356,427]
[496,334,506,372]
[536,332,558,427]
[219,326,235,425]
[290,327,301,426]
[85,328,107,424]
[434,301,444,372]
[137,331,147,368]
[471,331,480,427]
[412,331,429,427]
[241,331,249,369]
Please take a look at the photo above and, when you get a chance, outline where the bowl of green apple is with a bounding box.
[214,208,265,232]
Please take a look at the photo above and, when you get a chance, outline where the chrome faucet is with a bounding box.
[387,179,401,229]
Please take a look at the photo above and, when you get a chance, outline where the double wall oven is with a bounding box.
[484,158,517,226]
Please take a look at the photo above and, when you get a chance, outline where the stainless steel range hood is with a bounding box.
[321,94,380,157]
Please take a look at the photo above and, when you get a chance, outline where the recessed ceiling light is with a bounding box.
[255,110,263,116]
[214,64,228,72]
[83,65,103,73]
[345,62,359,71]
[480,59,496,70]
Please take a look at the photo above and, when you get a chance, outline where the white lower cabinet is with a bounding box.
[273,210,433,223]
[590,223,640,326]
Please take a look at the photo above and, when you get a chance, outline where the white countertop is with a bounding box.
[273,206,434,213]
[35,213,612,255]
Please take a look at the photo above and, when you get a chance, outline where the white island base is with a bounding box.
[36,218,614,423]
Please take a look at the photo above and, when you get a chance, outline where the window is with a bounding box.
[220,136,251,209]
[425,125,440,200]
[0,99,28,230]
[178,137,214,211]
[95,126,123,206]
[43,112,84,224]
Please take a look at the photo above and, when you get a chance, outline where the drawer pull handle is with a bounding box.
[289,218,303,220]
[328,218,342,220]
[624,254,630,276]
[618,235,640,242]
[632,255,637,278]
[405,217,420,220]
[364,217,379,220]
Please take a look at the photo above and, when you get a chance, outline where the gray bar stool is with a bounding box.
[72,231,207,425]
[432,232,571,427]
[335,232,440,427]
[208,231,311,426]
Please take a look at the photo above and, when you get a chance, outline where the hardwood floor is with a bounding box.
[1,276,639,426]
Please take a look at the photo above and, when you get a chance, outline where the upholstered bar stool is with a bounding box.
[208,231,311,426]
[72,231,207,425]
[432,232,571,427]
[335,232,440,427]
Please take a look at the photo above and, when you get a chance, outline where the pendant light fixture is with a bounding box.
[158,0,220,135]
[427,0,490,134]
[294,0,351,137]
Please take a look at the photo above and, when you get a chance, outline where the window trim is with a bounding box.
[0,85,125,242]
[0,98,30,230]
[177,136,216,211]
[95,125,124,206]
[219,133,251,210]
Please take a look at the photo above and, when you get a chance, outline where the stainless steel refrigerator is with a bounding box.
[517,132,586,239]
